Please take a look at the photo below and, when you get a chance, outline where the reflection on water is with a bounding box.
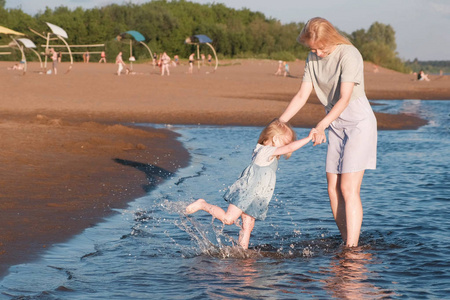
[0,100,449,299]
[321,248,396,299]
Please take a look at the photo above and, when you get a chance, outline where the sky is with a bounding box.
[5,0,450,61]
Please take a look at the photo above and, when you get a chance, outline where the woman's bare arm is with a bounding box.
[279,81,313,123]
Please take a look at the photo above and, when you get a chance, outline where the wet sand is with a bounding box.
[0,59,448,277]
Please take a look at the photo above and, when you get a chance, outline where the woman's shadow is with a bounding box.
[113,158,174,192]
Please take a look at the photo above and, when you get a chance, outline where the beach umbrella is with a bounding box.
[45,22,72,70]
[193,34,212,44]
[29,22,73,72]
[17,38,43,68]
[46,22,68,39]
[185,34,218,71]
[118,30,154,67]
[0,26,25,36]
[0,26,29,73]
[0,25,23,56]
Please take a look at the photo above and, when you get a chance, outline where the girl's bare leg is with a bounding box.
[327,173,347,243]
[186,199,242,225]
[239,213,255,249]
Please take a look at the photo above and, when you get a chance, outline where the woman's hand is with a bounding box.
[308,128,318,140]
[311,126,326,146]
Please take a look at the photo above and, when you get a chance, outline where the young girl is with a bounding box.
[186,119,314,249]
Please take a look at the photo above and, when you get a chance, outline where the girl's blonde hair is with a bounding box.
[297,17,352,48]
[258,118,297,159]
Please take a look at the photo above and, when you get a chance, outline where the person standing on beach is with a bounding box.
[99,51,106,63]
[152,53,157,69]
[201,53,206,65]
[279,17,377,247]
[275,60,283,76]
[84,51,90,63]
[161,52,171,76]
[50,48,58,75]
[207,54,212,66]
[283,61,290,77]
[116,52,126,76]
[188,53,195,74]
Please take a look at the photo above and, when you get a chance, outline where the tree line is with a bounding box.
[1,0,410,72]
[405,60,450,75]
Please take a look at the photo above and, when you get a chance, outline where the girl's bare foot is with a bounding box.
[185,199,206,214]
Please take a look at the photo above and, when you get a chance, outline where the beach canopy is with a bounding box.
[17,38,37,48]
[194,34,212,44]
[0,26,25,36]
[120,30,146,42]
[185,34,213,44]
[46,22,68,38]
[116,30,153,65]
[185,34,218,70]
[0,31,39,73]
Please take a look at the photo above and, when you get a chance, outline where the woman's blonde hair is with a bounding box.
[297,17,352,48]
[258,118,297,159]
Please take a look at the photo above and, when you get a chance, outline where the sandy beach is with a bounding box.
[0,59,448,277]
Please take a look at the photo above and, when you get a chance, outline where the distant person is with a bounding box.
[161,52,171,76]
[173,54,179,66]
[201,53,206,65]
[274,60,283,76]
[84,51,90,63]
[283,61,290,77]
[373,64,379,73]
[50,48,58,75]
[152,53,157,69]
[186,119,315,249]
[99,51,106,63]
[279,17,377,248]
[188,53,195,74]
[116,52,126,76]
[7,62,24,71]
[58,51,62,63]
[418,70,430,81]
[207,54,212,66]
[157,53,163,73]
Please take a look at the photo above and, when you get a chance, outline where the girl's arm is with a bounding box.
[279,81,313,123]
[273,133,314,157]
[312,82,354,146]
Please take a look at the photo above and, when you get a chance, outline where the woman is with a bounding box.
[279,17,377,247]
[115,52,126,76]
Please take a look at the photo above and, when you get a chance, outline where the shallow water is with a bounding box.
[1,100,449,299]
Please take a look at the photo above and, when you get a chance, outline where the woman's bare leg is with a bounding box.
[340,170,365,247]
[186,199,242,225]
[239,213,255,249]
[327,173,347,243]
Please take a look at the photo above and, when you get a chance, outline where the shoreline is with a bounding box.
[0,59,448,278]
[0,116,190,277]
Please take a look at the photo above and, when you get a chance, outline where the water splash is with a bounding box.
[152,198,345,260]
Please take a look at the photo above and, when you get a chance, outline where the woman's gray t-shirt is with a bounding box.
[302,44,366,111]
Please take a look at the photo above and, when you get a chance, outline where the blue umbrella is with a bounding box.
[185,34,218,70]
[118,30,153,65]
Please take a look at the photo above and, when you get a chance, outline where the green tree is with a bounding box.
[0,0,411,71]
[349,22,407,72]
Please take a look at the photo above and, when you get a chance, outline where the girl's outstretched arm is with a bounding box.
[273,131,315,157]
